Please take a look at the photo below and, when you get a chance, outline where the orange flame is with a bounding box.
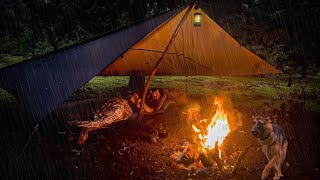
[192,97,231,156]
[192,125,201,133]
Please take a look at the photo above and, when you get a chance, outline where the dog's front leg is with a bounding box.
[273,161,281,180]
[262,155,278,179]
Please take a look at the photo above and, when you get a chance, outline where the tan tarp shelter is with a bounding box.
[100,6,281,76]
[0,4,280,121]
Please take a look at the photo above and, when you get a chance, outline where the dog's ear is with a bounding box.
[263,108,271,122]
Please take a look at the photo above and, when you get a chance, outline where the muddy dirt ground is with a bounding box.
[1,98,320,180]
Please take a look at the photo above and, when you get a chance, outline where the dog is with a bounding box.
[251,113,288,180]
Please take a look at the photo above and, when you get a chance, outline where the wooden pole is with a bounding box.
[139,3,194,116]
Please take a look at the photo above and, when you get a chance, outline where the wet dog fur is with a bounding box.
[251,114,288,180]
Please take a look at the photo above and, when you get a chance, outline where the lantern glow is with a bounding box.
[194,13,201,27]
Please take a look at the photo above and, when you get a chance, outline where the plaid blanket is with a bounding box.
[69,98,133,128]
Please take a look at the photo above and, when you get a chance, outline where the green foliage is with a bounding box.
[0,0,318,76]
[1,75,319,111]
[0,0,184,65]
[247,43,297,73]
[65,76,320,111]
[67,76,129,101]
[0,88,18,105]
[0,55,24,68]
[19,27,34,57]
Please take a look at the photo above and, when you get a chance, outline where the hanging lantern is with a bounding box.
[194,13,201,27]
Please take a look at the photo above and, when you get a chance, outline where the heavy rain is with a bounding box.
[0,0,319,179]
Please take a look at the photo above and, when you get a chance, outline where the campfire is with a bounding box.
[170,96,248,175]
[192,97,231,158]
[190,97,233,171]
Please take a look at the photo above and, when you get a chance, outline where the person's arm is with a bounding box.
[155,89,168,111]
[142,103,155,113]
[136,99,154,113]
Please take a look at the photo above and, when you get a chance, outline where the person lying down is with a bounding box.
[68,90,167,144]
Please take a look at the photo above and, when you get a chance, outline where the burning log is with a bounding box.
[199,142,223,171]
[211,153,223,171]
[199,152,223,171]
[199,153,213,167]
[212,141,223,170]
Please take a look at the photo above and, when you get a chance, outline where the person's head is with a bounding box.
[150,88,161,101]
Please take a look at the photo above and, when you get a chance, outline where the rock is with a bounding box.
[148,135,158,143]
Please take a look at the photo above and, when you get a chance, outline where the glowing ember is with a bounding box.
[192,97,231,156]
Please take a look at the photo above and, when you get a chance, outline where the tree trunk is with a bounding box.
[128,76,145,96]
[287,74,292,87]
[301,63,307,79]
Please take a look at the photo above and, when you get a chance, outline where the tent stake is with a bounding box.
[139,3,194,117]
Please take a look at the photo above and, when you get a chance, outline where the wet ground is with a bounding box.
[1,98,320,180]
